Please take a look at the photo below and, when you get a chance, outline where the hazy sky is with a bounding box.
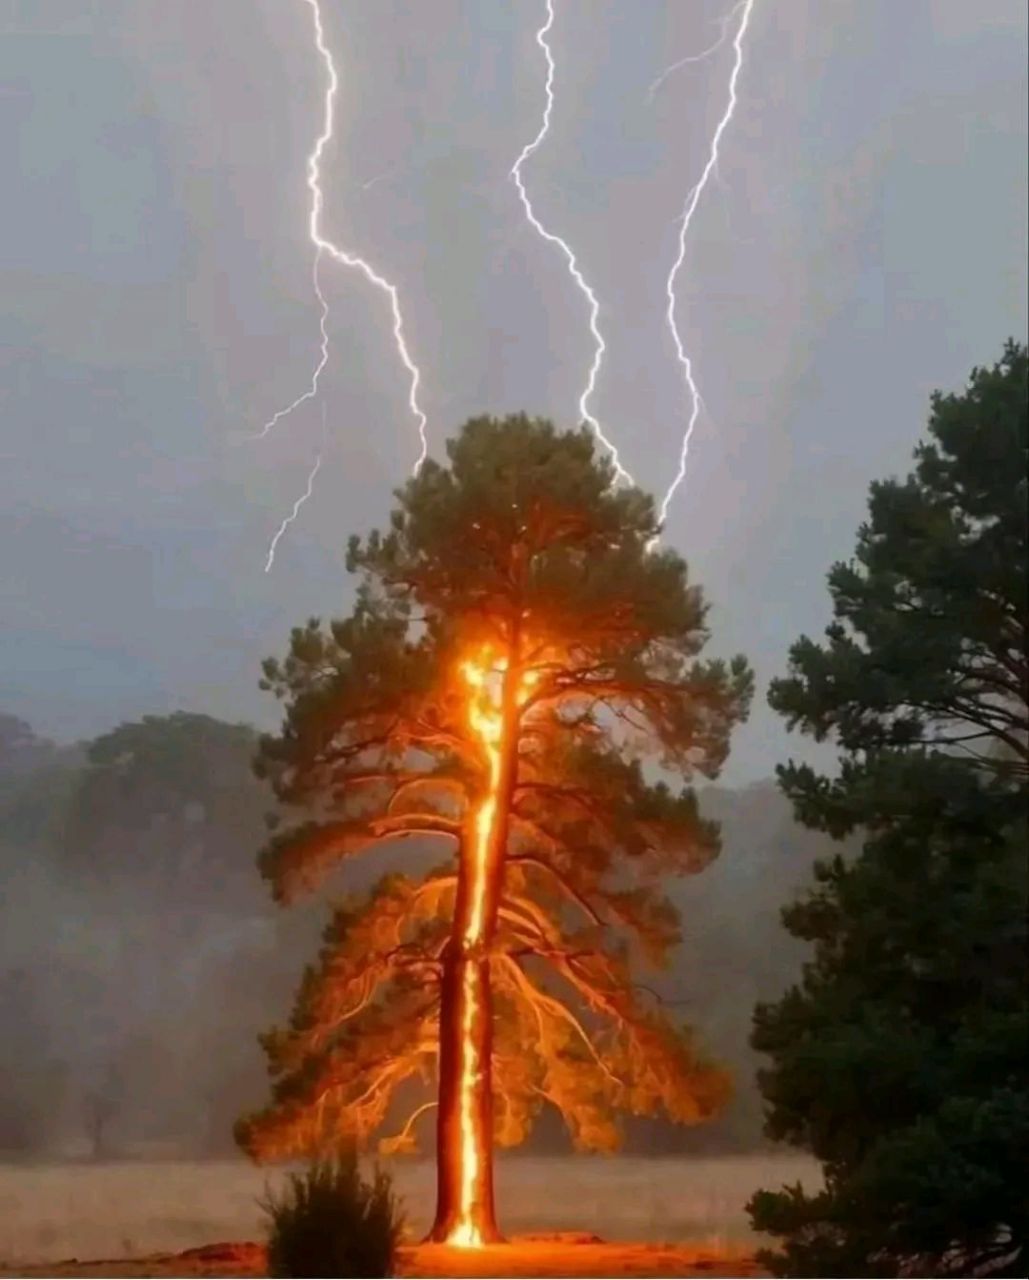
[2,0,1026,782]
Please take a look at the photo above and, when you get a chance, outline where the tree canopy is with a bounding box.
[237,414,752,1240]
[770,338,1027,809]
[750,343,1028,1277]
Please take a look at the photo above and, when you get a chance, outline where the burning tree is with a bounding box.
[237,416,753,1243]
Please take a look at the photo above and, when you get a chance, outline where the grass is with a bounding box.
[261,1154,404,1278]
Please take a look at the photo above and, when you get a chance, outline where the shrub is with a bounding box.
[261,1152,404,1278]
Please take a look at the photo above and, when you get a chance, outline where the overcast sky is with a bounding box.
[2,0,1026,782]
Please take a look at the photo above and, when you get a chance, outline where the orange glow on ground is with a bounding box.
[448,648,535,1248]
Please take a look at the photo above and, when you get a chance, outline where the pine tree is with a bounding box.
[236,416,752,1242]
[750,343,1028,1276]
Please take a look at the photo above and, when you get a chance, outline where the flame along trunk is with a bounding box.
[428,645,529,1246]
[430,949,498,1243]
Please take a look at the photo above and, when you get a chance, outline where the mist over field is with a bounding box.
[0,712,838,1174]
[0,708,835,1270]
[0,1155,820,1265]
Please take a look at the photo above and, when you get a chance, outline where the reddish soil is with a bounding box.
[2,1236,764,1278]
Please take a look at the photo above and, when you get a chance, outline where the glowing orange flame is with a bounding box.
[448,647,535,1248]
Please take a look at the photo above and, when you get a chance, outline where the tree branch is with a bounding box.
[370,813,462,839]
[496,955,621,1086]
[506,854,604,926]
[379,1099,437,1154]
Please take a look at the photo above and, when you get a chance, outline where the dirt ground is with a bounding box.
[1,1237,764,1278]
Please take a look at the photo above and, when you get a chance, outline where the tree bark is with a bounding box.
[428,948,499,1242]
[428,621,525,1244]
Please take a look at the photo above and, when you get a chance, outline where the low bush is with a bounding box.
[261,1152,404,1278]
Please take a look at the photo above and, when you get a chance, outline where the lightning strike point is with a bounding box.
[510,0,633,487]
[657,0,757,531]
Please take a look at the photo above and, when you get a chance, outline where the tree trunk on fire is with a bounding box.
[429,620,523,1244]
[428,947,499,1243]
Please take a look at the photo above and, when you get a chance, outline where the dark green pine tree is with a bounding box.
[236,415,752,1242]
[749,342,1028,1277]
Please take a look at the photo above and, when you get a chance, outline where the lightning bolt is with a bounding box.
[253,251,330,443]
[510,0,632,485]
[646,2,745,104]
[657,0,757,529]
[264,451,323,574]
[264,401,329,573]
[254,0,428,474]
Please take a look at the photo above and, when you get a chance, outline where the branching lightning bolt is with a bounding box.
[657,0,756,528]
[646,2,745,105]
[255,0,428,472]
[265,401,329,573]
[510,0,632,485]
[265,452,324,574]
[253,252,330,442]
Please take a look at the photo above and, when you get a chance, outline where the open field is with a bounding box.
[0,1155,818,1273]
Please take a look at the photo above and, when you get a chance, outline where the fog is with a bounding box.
[1,712,834,1166]
[0,1155,820,1264]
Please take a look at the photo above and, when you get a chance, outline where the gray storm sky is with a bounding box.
[2,0,1026,783]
